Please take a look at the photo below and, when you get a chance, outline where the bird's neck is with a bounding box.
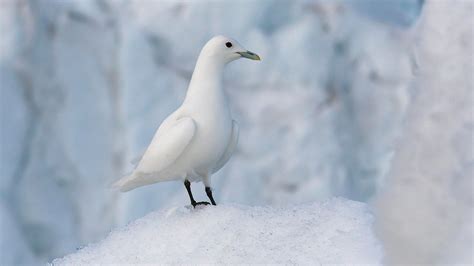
[183,55,227,109]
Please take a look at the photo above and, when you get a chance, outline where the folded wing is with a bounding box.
[113,117,196,191]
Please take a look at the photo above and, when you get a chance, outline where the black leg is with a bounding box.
[184,180,197,207]
[205,187,217,205]
[184,180,210,207]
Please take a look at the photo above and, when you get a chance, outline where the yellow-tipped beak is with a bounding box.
[237,51,261,61]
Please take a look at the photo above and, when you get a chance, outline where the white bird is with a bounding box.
[113,35,260,207]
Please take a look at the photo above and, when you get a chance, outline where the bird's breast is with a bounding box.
[179,80,233,176]
[184,106,232,174]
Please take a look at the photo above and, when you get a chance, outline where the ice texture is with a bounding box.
[374,0,473,264]
[53,198,382,264]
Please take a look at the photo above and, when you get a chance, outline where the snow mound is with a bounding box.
[53,198,382,264]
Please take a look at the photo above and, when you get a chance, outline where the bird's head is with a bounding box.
[200,35,261,65]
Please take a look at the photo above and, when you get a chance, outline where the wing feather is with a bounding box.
[137,117,196,174]
[113,117,196,191]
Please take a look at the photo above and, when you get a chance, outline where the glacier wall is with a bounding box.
[1,0,124,263]
[374,0,473,264]
[0,0,423,264]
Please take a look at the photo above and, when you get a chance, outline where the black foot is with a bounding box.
[192,201,211,207]
[205,187,217,206]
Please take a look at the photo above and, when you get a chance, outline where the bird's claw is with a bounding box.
[192,201,211,207]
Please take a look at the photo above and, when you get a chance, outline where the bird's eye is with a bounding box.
[225,42,232,48]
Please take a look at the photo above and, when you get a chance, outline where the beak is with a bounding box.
[237,50,261,61]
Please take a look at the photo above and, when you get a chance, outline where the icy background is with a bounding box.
[374,0,473,264]
[1,0,472,264]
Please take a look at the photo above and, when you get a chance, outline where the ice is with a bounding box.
[374,0,473,264]
[0,201,35,265]
[53,198,382,264]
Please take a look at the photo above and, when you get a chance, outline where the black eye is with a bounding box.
[225,42,232,48]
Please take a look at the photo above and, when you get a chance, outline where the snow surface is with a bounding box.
[53,198,382,264]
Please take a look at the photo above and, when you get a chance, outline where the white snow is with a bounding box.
[53,198,382,264]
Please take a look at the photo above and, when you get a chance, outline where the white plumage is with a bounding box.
[113,36,259,205]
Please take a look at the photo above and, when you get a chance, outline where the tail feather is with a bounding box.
[112,169,181,192]
[112,172,139,192]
